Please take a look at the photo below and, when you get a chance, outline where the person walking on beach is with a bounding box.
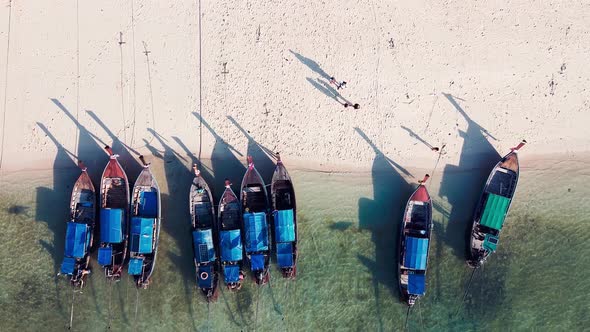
[330,77,346,90]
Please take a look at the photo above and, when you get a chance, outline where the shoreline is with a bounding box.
[2,149,589,179]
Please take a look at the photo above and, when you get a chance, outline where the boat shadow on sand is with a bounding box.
[143,129,202,330]
[227,115,277,185]
[354,127,414,329]
[146,126,255,330]
[34,123,78,317]
[436,94,512,325]
[196,114,286,328]
[36,101,145,325]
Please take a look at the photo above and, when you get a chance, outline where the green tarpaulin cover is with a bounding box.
[480,193,511,231]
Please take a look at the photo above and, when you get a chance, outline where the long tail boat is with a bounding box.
[218,179,245,290]
[128,155,161,288]
[270,153,297,279]
[59,161,96,288]
[241,156,271,285]
[190,164,219,301]
[399,174,433,307]
[467,140,526,268]
[97,146,129,280]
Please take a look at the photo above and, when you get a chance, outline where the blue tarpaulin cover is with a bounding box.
[100,208,124,243]
[274,209,295,242]
[193,229,215,263]
[60,257,76,274]
[128,257,144,275]
[220,230,242,262]
[130,217,154,254]
[64,222,88,258]
[408,274,426,295]
[250,254,265,271]
[276,242,294,268]
[244,212,269,253]
[224,265,240,283]
[197,265,214,288]
[138,191,158,218]
[97,247,112,266]
[404,237,429,270]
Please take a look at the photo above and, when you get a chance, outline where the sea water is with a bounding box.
[0,155,588,331]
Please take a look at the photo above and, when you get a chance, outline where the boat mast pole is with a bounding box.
[107,279,113,329]
[404,306,411,330]
[461,267,478,303]
[133,287,140,331]
[68,287,75,330]
[254,286,261,332]
[206,301,211,332]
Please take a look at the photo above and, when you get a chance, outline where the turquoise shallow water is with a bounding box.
[0,153,589,331]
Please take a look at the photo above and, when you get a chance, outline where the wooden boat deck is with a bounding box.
[102,178,128,209]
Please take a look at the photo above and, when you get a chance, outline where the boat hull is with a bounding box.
[271,160,297,279]
[129,166,161,288]
[98,153,130,281]
[241,160,271,285]
[398,182,432,307]
[61,167,96,288]
[190,172,220,301]
[218,184,244,291]
[467,150,520,268]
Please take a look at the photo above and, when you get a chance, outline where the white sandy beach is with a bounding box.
[0,1,589,175]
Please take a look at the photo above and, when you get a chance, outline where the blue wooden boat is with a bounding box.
[128,156,161,288]
[241,156,271,285]
[271,153,297,279]
[59,161,96,288]
[467,140,526,268]
[97,146,129,280]
[218,179,245,291]
[190,164,219,301]
[399,175,432,307]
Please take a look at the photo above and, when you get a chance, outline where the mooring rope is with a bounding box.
[427,144,446,191]
[0,0,14,170]
[453,267,478,317]
[197,0,203,163]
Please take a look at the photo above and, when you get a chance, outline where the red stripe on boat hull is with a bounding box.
[103,159,125,178]
[410,186,430,202]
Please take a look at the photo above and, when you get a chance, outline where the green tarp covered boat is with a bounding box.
[467,140,526,267]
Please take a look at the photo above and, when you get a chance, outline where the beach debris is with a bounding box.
[221,62,229,75]
[256,24,261,42]
[118,32,125,46]
[559,63,566,74]
[548,75,556,96]
[344,103,360,109]
[142,41,150,56]
[388,38,395,49]
[7,204,29,215]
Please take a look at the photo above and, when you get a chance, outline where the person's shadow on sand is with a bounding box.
[289,50,331,80]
